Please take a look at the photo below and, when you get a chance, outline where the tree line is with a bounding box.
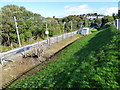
[0,5,115,47]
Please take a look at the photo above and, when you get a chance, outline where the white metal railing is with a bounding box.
[0,31,77,65]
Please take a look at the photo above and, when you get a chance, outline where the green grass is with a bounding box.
[90,28,98,33]
[1,39,43,52]
[1,46,12,52]
[8,25,120,88]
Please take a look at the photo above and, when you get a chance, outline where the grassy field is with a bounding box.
[8,25,120,88]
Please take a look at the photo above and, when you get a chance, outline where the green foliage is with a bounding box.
[1,46,11,52]
[94,18,102,25]
[9,25,120,88]
[90,28,98,33]
[118,10,120,19]
[112,13,119,20]
[101,16,114,27]
[1,5,93,47]
[20,33,25,43]
[25,31,32,41]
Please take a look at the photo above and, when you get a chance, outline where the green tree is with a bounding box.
[101,16,114,27]
[25,31,32,41]
[1,4,103,47]
[118,10,120,19]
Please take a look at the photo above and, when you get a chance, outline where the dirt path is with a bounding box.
[1,34,83,88]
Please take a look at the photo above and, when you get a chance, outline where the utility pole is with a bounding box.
[80,21,83,28]
[85,20,88,27]
[42,20,49,45]
[71,21,72,36]
[14,16,21,47]
[46,22,49,45]
[69,21,73,36]
[90,21,92,27]
[93,20,95,25]
[0,53,3,65]
[63,22,66,40]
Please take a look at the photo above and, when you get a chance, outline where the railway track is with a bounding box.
[2,36,85,89]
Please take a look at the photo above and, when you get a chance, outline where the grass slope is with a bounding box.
[9,25,120,88]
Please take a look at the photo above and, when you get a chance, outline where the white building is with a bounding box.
[81,28,89,35]
[86,16,104,19]
[98,16,104,19]
[86,16,97,19]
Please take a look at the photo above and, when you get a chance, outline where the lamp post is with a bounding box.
[85,20,88,27]
[80,21,83,28]
[63,22,66,40]
[93,20,95,25]
[89,21,92,27]
[42,20,49,45]
[69,21,72,36]
[14,16,21,47]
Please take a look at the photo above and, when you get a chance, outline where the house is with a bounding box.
[86,16,104,19]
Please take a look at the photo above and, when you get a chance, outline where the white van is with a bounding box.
[81,28,89,35]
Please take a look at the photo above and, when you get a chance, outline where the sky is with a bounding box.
[0,0,119,18]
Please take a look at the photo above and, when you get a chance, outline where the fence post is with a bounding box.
[24,46,26,57]
[64,33,65,39]
[57,36,58,43]
[30,46,32,57]
[67,33,68,38]
[49,38,50,46]
[65,33,67,38]
[0,57,3,65]
[62,34,63,40]
[38,41,39,47]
